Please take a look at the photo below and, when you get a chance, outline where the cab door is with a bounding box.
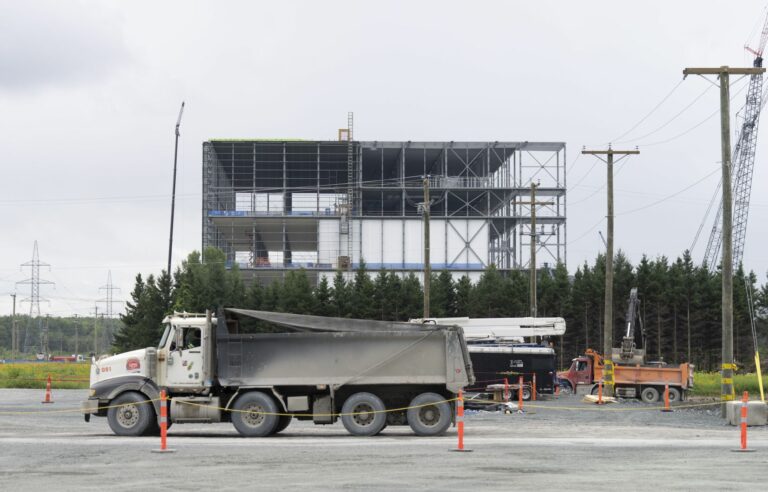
[166,325,205,390]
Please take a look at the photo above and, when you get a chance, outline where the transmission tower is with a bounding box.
[702,12,768,270]
[97,271,122,349]
[16,241,54,353]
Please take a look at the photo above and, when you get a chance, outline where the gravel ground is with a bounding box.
[0,389,766,491]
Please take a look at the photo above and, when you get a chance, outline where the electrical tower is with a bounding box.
[702,12,768,270]
[16,241,54,353]
[97,270,121,350]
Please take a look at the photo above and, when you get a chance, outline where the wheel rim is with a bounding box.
[117,404,139,428]
[243,403,266,427]
[418,405,440,427]
[352,403,375,426]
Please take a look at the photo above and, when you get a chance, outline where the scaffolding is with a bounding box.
[202,139,566,284]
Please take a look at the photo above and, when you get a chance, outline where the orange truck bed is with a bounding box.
[595,363,694,389]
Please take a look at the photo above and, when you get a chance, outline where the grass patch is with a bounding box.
[0,363,90,389]
[691,371,765,397]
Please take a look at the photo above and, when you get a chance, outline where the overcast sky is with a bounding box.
[2,0,768,318]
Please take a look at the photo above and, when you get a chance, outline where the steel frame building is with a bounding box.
[203,138,566,283]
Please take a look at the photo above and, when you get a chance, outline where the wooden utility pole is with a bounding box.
[422,176,431,319]
[93,306,99,355]
[74,314,79,356]
[683,66,765,415]
[581,147,639,397]
[10,293,17,359]
[520,183,553,318]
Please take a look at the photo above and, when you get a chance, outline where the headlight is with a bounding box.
[89,389,96,397]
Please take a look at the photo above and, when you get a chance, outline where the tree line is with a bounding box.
[17,246,759,372]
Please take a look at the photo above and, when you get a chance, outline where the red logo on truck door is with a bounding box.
[126,358,141,371]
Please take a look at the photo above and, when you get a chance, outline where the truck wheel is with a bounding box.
[107,392,155,436]
[559,382,573,395]
[274,415,292,434]
[407,392,452,436]
[231,392,280,437]
[640,386,660,403]
[521,387,532,401]
[340,392,387,436]
[667,387,682,403]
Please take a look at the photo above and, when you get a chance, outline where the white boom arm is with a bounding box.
[409,317,566,341]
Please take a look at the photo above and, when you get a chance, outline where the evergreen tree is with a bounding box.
[279,269,316,314]
[454,275,473,317]
[331,271,351,317]
[314,276,333,317]
[351,261,376,319]
[430,271,456,317]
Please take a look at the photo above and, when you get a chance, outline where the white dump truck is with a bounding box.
[81,309,474,437]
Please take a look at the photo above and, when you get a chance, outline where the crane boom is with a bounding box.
[410,316,566,342]
[702,10,768,270]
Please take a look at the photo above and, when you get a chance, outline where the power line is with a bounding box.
[610,79,686,143]
[616,166,721,216]
[613,83,713,145]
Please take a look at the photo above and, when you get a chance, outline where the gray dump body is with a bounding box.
[217,309,474,393]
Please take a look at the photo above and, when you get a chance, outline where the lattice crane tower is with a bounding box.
[703,12,768,270]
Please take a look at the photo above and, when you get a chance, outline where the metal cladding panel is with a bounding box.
[318,219,339,265]
[217,331,451,387]
[404,220,423,264]
[382,221,403,264]
[361,220,383,265]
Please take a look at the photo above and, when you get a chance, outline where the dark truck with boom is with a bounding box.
[81,309,474,437]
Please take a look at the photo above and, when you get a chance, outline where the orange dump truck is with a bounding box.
[557,349,694,403]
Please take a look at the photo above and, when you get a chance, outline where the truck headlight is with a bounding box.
[89,389,96,397]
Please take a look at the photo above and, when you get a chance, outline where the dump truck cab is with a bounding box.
[557,355,594,392]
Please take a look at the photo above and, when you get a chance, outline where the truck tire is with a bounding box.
[640,386,660,403]
[520,387,532,401]
[231,392,280,437]
[407,392,452,436]
[340,392,387,436]
[667,387,682,403]
[107,391,155,437]
[274,415,292,434]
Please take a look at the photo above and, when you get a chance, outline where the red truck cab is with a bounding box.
[557,356,593,392]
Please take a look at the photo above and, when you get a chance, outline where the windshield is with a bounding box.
[158,324,171,349]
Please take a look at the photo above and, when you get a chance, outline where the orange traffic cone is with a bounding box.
[41,374,54,404]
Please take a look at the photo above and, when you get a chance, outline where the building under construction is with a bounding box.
[202,127,567,284]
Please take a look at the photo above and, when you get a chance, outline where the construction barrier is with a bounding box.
[41,375,54,404]
[518,375,524,412]
[661,385,672,412]
[532,374,537,401]
[152,389,175,453]
[451,390,471,452]
[597,381,604,405]
[732,391,755,453]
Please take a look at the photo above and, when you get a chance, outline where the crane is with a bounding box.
[611,288,646,365]
[701,11,768,270]
[410,316,566,342]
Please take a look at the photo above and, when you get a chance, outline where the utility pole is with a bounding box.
[521,183,553,318]
[93,306,99,355]
[581,147,639,397]
[422,176,431,319]
[683,66,765,415]
[10,293,17,359]
[74,314,79,356]
[167,101,185,276]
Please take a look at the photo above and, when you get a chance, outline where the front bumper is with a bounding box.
[80,398,104,416]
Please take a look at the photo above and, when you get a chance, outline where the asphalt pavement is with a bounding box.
[0,389,765,491]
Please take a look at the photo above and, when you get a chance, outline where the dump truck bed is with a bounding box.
[596,363,694,389]
[216,309,474,393]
